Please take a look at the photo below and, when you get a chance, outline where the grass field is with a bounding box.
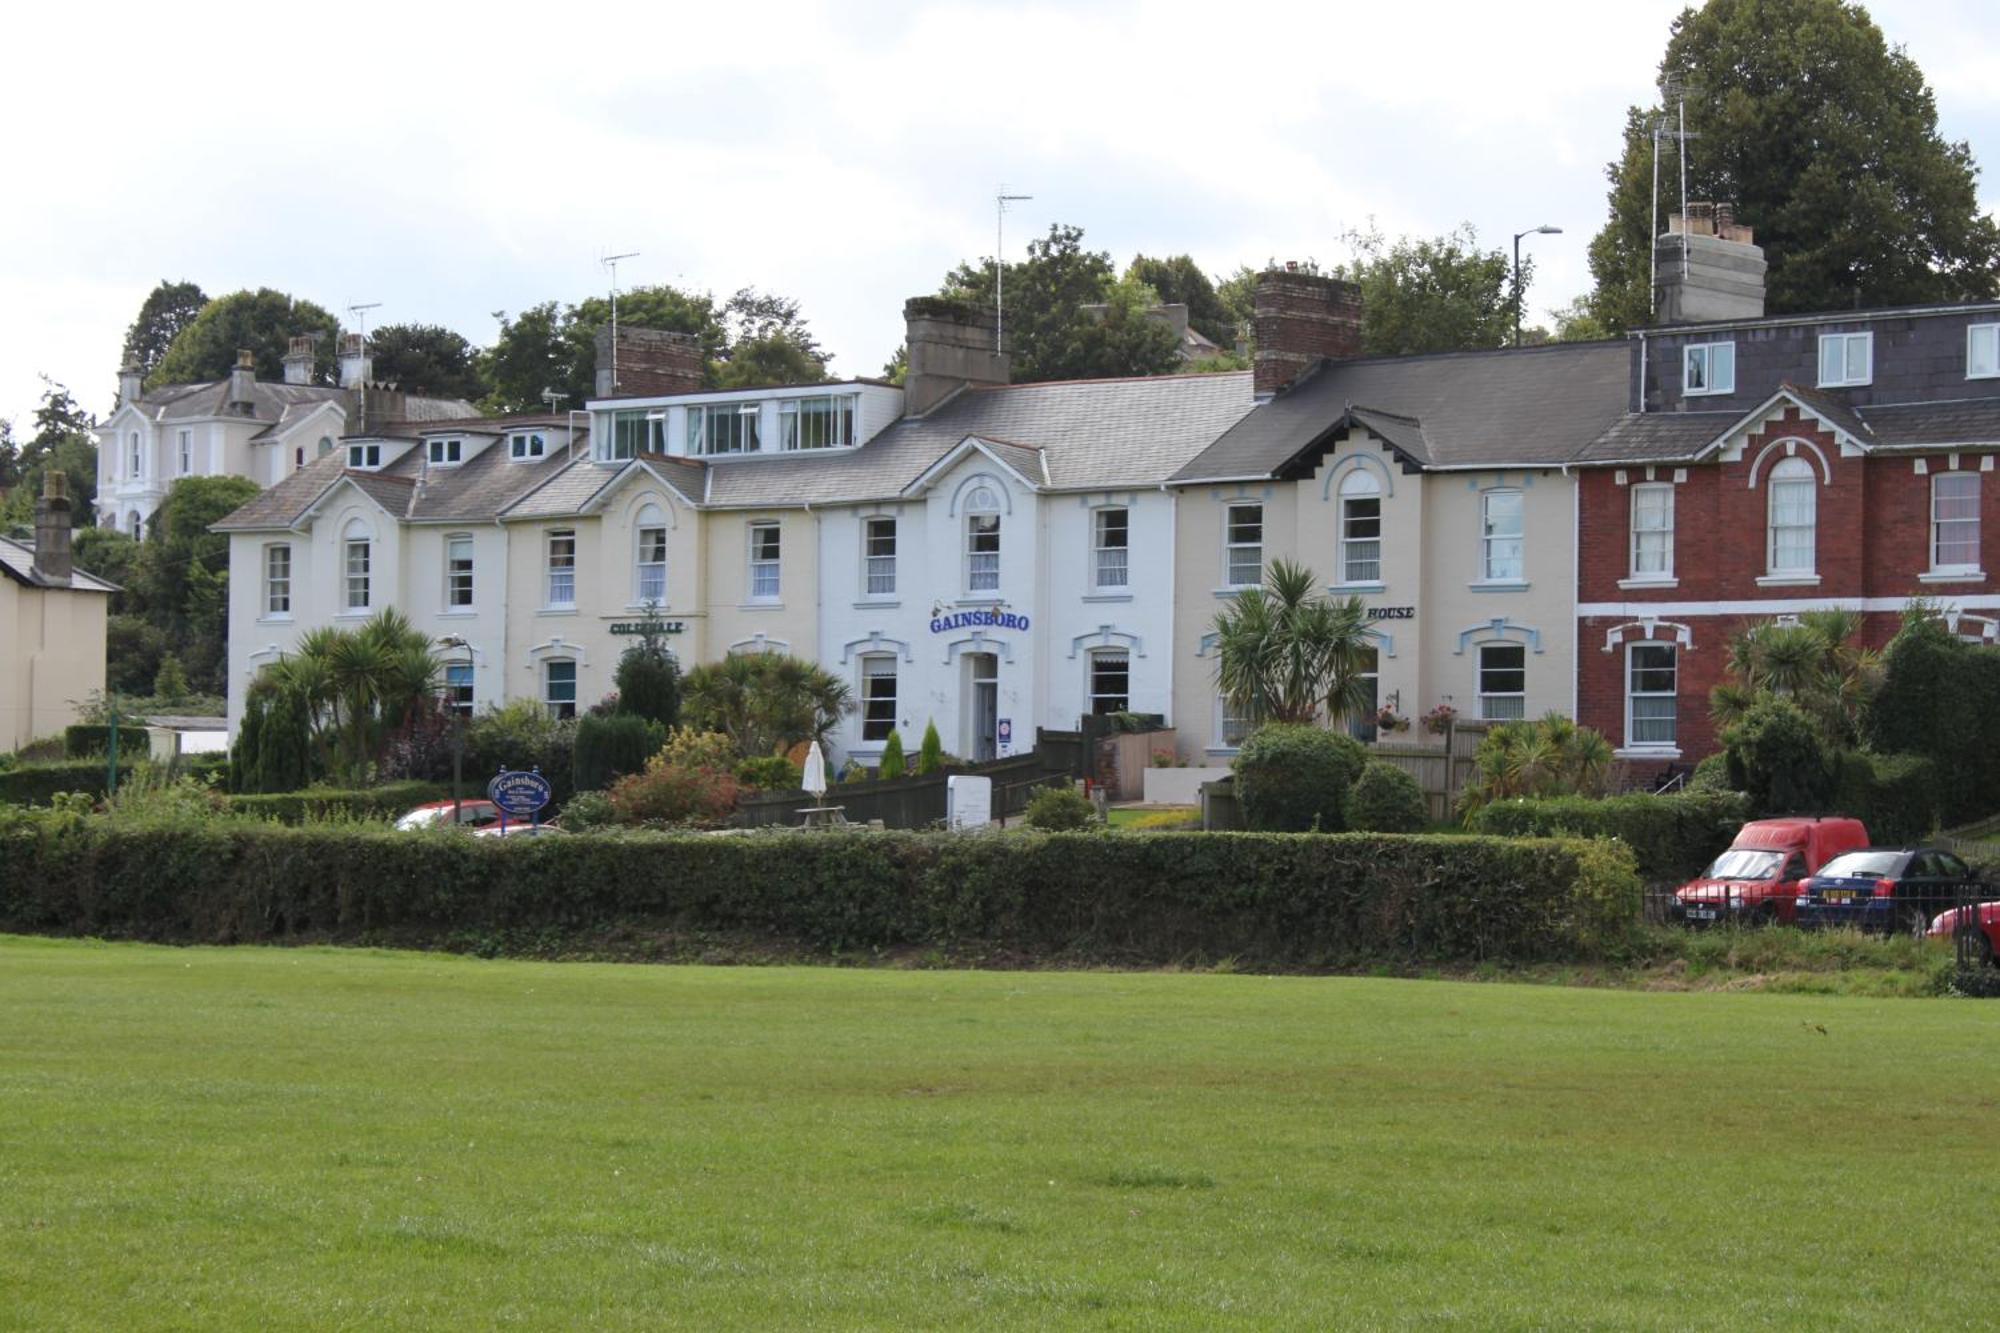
[3,937,1997,1328]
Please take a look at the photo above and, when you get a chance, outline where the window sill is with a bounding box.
[1329,581,1386,594]
[1684,387,1735,398]
[1205,746,1242,759]
[955,595,1004,607]
[1616,745,1683,761]
[853,597,901,609]
[1468,579,1530,593]
[624,602,676,612]
[438,608,478,617]
[1817,379,1871,390]
[1755,575,1820,588]
[335,610,372,620]
[1082,592,1135,603]
[1213,586,1259,598]
[1618,576,1678,591]
[538,607,579,616]
[257,614,294,625]
[1920,570,1987,584]
[739,600,785,611]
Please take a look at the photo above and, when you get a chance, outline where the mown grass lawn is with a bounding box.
[2,937,1997,1328]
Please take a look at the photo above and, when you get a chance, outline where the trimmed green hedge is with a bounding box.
[0,821,1641,964]
[0,760,137,806]
[1467,791,1751,882]
[1833,751,1938,846]
[221,781,450,824]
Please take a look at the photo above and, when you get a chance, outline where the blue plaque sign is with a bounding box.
[487,769,553,819]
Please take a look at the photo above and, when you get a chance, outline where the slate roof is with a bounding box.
[1173,342,1630,482]
[0,535,119,592]
[128,378,477,430]
[1571,411,1736,464]
[1855,398,2000,450]
[1574,391,2000,465]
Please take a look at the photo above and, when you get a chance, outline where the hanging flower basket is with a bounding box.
[1421,703,1458,735]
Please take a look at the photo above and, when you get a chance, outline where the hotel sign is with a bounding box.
[1365,606,1415,621]
[929,609,1031,634]
[609,620,687,635]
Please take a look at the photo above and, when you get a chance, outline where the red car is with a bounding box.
[1929,902,1999,965]
[395,799,502,832]
[1671,817,1870,926]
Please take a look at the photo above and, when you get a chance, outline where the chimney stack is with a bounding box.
[338,333,372,389]
[902,297,1009,416]
[227,348,257,413]
[593,325,706,398]
[33,470,74,585]
[283,335,316,386]
[1253,268,1364,397]
[1654,202,1766,324]
[118,363,143,406]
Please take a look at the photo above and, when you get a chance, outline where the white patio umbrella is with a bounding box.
[802,740,828,800]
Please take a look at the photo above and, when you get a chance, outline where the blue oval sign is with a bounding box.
[486,769,553,818]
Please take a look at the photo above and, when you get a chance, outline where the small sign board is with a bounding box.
[946,775,993,830]
[997,717,1013,746]
[609,620,686,635]
[487,769,553,820]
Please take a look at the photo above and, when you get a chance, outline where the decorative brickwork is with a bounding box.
[1252,270,1363,396]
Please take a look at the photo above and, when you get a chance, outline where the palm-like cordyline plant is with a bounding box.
[251,611,440,784]
[1711,613,1878,748]
[1457,712,1615,814]
[1212,559,1374,729]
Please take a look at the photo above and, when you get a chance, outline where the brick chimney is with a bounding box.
[1253,267,1364,397]
[227,349,257,413]
[593,325,706,398]
[903,297,1009,416]
[338,333,372,389]
[283,335,317,386]
[118,363,143,406]
[33,470,73,585]
[1654,202,1766,324]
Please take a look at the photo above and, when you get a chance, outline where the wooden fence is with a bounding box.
[1363,721,1491,823]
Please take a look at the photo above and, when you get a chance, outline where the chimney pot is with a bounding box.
[118,362,143,406]
[338,333,372,390]
[283,335,317,386]
[1654,201,1766,324]
[227,350,257,411]
[33,468,74,585]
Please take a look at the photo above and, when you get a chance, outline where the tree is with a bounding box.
[1,379,98,529]
[940,223,1181,382]
[1233,723,1368,832]
[365,323,484,401]
[1586,0,2000,331]
[1723,695,1835,816]
[1211,560,1374,728]
[1709,609,1879,749]
[480,302,569,415]
[257,610,440,783]
[916,720,944,775]
[679,653,852,757]
[1455,714,1616,814]
[560,284,726,403]
[1215,265,1258,353]
[1126,253,1237,345]
[1344,760,1430,833]
[151,289,342,388]
[613,610,682,728]
[880,344,907,385]
[716,288,832,388]
[877,729,905,779]
[131,476,260,694]
[1339,224,1521,356]
[0,418,19,495]
[120,280,208,382]
[1549,296,1613,343]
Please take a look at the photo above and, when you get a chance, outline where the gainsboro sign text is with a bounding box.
[929,609,1031,634]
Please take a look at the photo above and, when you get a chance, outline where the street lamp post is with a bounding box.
[1511,224,1563,346]
[438,637,473,823]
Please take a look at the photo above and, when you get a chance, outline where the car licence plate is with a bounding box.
[1687,907,1719,921]
[1825,889,1856,903]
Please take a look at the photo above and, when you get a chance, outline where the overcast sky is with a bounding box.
[4,0,1996,429]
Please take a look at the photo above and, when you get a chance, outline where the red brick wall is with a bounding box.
[1253,271,1363,396]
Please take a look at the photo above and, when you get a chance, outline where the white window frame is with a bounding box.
[863,516,896,597]
[427,437,463,466]
[545,528,576,608]
[964,487,1003,594]
[347,442,382,470]
[1480,489,1525,583]
[1087,649,1131,717]
[1337,470,1382,585]
[177,428,193,475]
[1969,324,2000,381]
[1224,502,1263,588]
[444,662,475,716]
[1625,641,1679,752]
[1765,456,1817,576]
[1683,341,1736,396]
[779,395,857,451]
[543,658,577,720]
[509,431,548,461]
[1215,692,1253,751]
[343,537,372,612]
[1818,331,1874,387]
[445,533,475,609]
[860,655,898,743]
[1476,642,1527,722]
[748,520,782,601]
[688,402,761,456]
[1629,482,1674,580]
[263,543,291,617]
[605,410,659,461]
[635,516,668,606]
[1931,470,1981,575]
[1092,506,1129,591]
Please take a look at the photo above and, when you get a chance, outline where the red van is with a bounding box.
[1670,817,1870,926]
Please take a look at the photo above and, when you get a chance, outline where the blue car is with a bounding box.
[1795,847,1981,936]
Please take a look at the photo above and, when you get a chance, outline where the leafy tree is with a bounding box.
[1709,609,1879,749]
[0,418,17,493]
[573,713,667,792]
[150,288,342,388]
[941,223,1181,382]
[257,610,440,783]
[1456,714,1616,814]
[365,323,484,400]
[877,729,905,779]
[1126,253,1236,345]
[151,654,193,706]
[70,526,140,604]
[120,280,208,382]
[717,288,831,387]
[1211,559,1374,728]
[130,476,259,693]
[1549,296,1613,343]
[480,302,570,415]
[880,344,907,385]
[1339,224,1521,355]
[230,677,314,793]
[916,720,944,775]
[1214,265,1258,352]
[680,653,853,757]
[1586,0,2000,331]
[612,610,682,728]
[0,379,98,529]
[1723,695,1834,816]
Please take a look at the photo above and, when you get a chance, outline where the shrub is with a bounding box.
[659,729,738,774]
[1467,791,1752,882]
[0,819,1641,963]
[607,755,739,827]
[1724,697,1834,815]
[1457,713,1614,814]
[463,701,576,805]
[223,781,450,824]
[1233,724,1366,832]
[1024,784,1096,831]
[1831,751,1938,845]
[572,714,667,793]
[0,759,137,806]
[1862,615,2000,825]
[735,755,803,791]
[878,730,906,779]
[232,684,316,794]
[916,721,944,776]
[558,789,616,831]
[1344,762,1429,833]
[152,654,193,706]
[1688,751,1735,793]
[613,624,682,728]
[63,725,117,759]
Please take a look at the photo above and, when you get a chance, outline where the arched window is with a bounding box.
[342,518,373,611]
[634,503,668,605]
[1338,468,1382,584]
[964,484,1002,593]
[317,436,334,458]
[1766,455,1817,575]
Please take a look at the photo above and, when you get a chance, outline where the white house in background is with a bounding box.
[212,303,1255,767]
[96,335,476,536]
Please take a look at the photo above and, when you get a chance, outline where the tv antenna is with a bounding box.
[347,301,382,428]
[995,189,1032,351]
[1649,78,1698,316]
[602,251,639,394]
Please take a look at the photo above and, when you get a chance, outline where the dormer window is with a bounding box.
[1683,342,1735,396]
[510,430,548,461]
[347,442,382,470]
[1971,324,1999,380]
[688,403,760,456]
[780,395,856,450]
[606,410,660,461]
[427,437,463,466]
[1818,332,1873,388]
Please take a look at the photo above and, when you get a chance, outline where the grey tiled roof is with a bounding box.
[132,378,476,429]
[1575,392,2000,466]
[0,535,119,592]
[1572,411,1736,464]
[1173,341,1629,482]
[1857,398,2000,449]
[1783,382,1875,444]
[212,432,578,531]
